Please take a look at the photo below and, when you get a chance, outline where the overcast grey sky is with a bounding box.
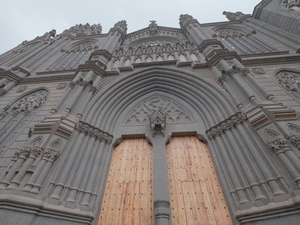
[0,0,261,54]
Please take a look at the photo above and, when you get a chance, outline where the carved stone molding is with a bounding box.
[56,83,68,90]
[14,147,32,159]
[149,109,166,136]
[288,134,300,150]
[281,0,300,9]
[124,96,194,126]
[10,90,48,115]
[42,148,61,162]
[206,112,247,139]
[268,138,291,155]
[251,68,266,75]
[215,29,248,38]
[76,121,113,144]
[29,146,43,159]
[276,71,300,100]
[16,86,28,93]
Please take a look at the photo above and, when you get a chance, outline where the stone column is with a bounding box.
[236,124,285,196]
[268,138,300,188]
[51,72,83,114]
[0,147,31,189]
[30,148,60,194]
[50,130,86,199]
[152,135,171,225]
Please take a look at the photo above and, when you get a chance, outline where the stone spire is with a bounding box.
[179,14,194,27]
[114,20,127,33]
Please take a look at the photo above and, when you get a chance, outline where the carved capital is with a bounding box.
[288,134,300,150]
[268,138,292,155]
[29,146,43,158]
[113,137,123,148]
[206,112,246,139]
[15,147,32,159]
[42,148,61,162]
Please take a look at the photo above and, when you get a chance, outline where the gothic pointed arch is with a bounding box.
[265,129,281,143]
[275,70,300,100]
[28,136,44,147]
[83,66,236,133]
[0,88,48,156]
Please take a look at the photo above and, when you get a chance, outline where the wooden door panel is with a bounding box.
[98,138,153,225]
[167,136,232,225]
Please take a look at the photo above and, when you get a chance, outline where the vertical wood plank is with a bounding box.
[166,136,233,225]
[98,138,153,225]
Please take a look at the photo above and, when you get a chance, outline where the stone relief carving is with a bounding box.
[223,11,245,21]
[216,29,248,38]
[76,121,113,144]
[63,42,98,53]
[268,138,291,155]
[56,83,68,90]
[276,71,300,100]
[11,90,48,115]
[62,23,102,37]
[124,96,194,126]
[16,86,28,93]
[206,112,246,139]
[287,124,300,150]
[281,0,300,9]
[251,68,266,75]
[149,109,166,136]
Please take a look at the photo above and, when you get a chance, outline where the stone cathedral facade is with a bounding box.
[0,0,300,224]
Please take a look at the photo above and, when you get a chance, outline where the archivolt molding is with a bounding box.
[83,67,236,132]
[123,96,195,126]
[281,0,300,9]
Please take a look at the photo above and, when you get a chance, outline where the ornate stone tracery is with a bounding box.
[276,71,300,100]
[281,0,300,9]
[216,29,248,38]
[62,23,102,37]
[124,96,194,126]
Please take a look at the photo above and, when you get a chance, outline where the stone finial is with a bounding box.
[149,20,158,35]
[179,14,194,26]
[223,11,245,22]
[114,20,127,33]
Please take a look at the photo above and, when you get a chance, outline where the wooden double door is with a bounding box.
[99,137,232,225]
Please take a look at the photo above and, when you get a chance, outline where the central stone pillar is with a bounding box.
[152,135,171,225]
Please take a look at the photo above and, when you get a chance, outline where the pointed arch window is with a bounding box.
[135,57,142,63]
[167,55,174,60]
[276,71,300,100]
[190,53,198,61]
[124,58,131,66]
[157,55,163,62]
[113,59,120,68]
[145,56,152,62]
[179,54,187,62]
[0,90,48,156]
